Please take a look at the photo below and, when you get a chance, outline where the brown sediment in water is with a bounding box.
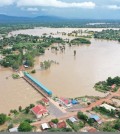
[32,38,120,98]
[1,28,120,113]
[0,69,42,114]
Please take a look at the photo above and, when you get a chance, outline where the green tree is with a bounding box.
[79,121,84,128]
[18,121,32,132]
[29,104,35,109]
[0,114,6,125]
[87,118,95,126]
[77,112,88,121]
[51,118,59,124]
[25,107,30,114]
[114,120,120,130]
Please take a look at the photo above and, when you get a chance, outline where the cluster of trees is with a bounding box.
[0,24,34,35]
[51,118,59,124]
[94,29,120,41]
[10,104,35,115]
[40,60,59,70]
[94,76,120,92]
[0,34,64,69]
[77,112,97,126]
[70,38,91,45]
[1,21,120,36]
[101,119,120,132]
[77,112,88,122]
[18,121,33,132]
[93,106,119,117]
[0,114,6,125]
[106,76,120,86]
[66,119,84,132]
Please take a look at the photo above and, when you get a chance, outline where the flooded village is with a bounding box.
[0,27,120,132]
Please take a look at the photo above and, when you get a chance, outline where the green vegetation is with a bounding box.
[0,34,64,69]
[0,24,34,35]
[40,60,59,70]
[94,76,120,92]
[48,128,72,132]
[77,112,88,122]
[93,106,120,118]
[0,114,7,125]
[70,38,91,45]
[99,120,120,132]
[94,29,120,41]
[51,119,59,124]
[31,70,36,74]
[18,121,33,132]
[12,74,19,79]
[66,119,84,132]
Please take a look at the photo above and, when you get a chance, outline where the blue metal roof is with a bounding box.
[24,72,52,95]
[71,99,78,105]
[90,114,100,121]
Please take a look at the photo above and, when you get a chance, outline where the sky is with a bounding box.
[0,0,120,19]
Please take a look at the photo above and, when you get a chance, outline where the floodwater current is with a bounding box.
[1,28,120,113]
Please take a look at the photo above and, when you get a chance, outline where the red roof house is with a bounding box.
[31,105,48,119]
[59,97,72,108]
[57,121,66,128]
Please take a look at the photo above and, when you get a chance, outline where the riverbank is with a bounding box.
[0,68,43,114]
[1,27,120,113]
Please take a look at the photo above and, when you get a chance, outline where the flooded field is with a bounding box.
[1,28,120,113]
[0,69,42,114]
[31,38,120,98]
[10,27,120,38]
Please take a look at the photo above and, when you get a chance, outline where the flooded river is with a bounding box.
[32,38,120,98]
[0,69,42,114]
[1,28,120,113]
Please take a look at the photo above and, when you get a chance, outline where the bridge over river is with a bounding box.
[22,72,53,98]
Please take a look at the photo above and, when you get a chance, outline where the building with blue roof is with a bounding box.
[90,114,100,121]
[24,72,52,96]
[71,99,79,105]
[90,114,102,124]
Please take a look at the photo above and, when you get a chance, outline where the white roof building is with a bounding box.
[69,117,77,123]
[9,127,18,132]
[41,123,50,130]
[100,103,116,111]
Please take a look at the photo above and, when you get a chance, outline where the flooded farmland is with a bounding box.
[1,28,120,113]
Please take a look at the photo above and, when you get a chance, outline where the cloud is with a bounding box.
[0,0,15,6]
[27,7,39,12]
[107,5,120,10]
[16,0,96,9]
[41,8,48,12]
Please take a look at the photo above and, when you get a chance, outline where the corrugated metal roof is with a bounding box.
[90,114,100,121]
[69,117,77,123]
[24,72,52,95]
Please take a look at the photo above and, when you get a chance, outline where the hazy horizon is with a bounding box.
[0,0,120,19]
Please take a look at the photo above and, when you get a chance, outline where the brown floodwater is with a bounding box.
[1,28,120,113]
[0,68,42,114]
[31,38,120,98]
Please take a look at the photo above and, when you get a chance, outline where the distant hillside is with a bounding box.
[0,14,120,28]
[0,14,64,23]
